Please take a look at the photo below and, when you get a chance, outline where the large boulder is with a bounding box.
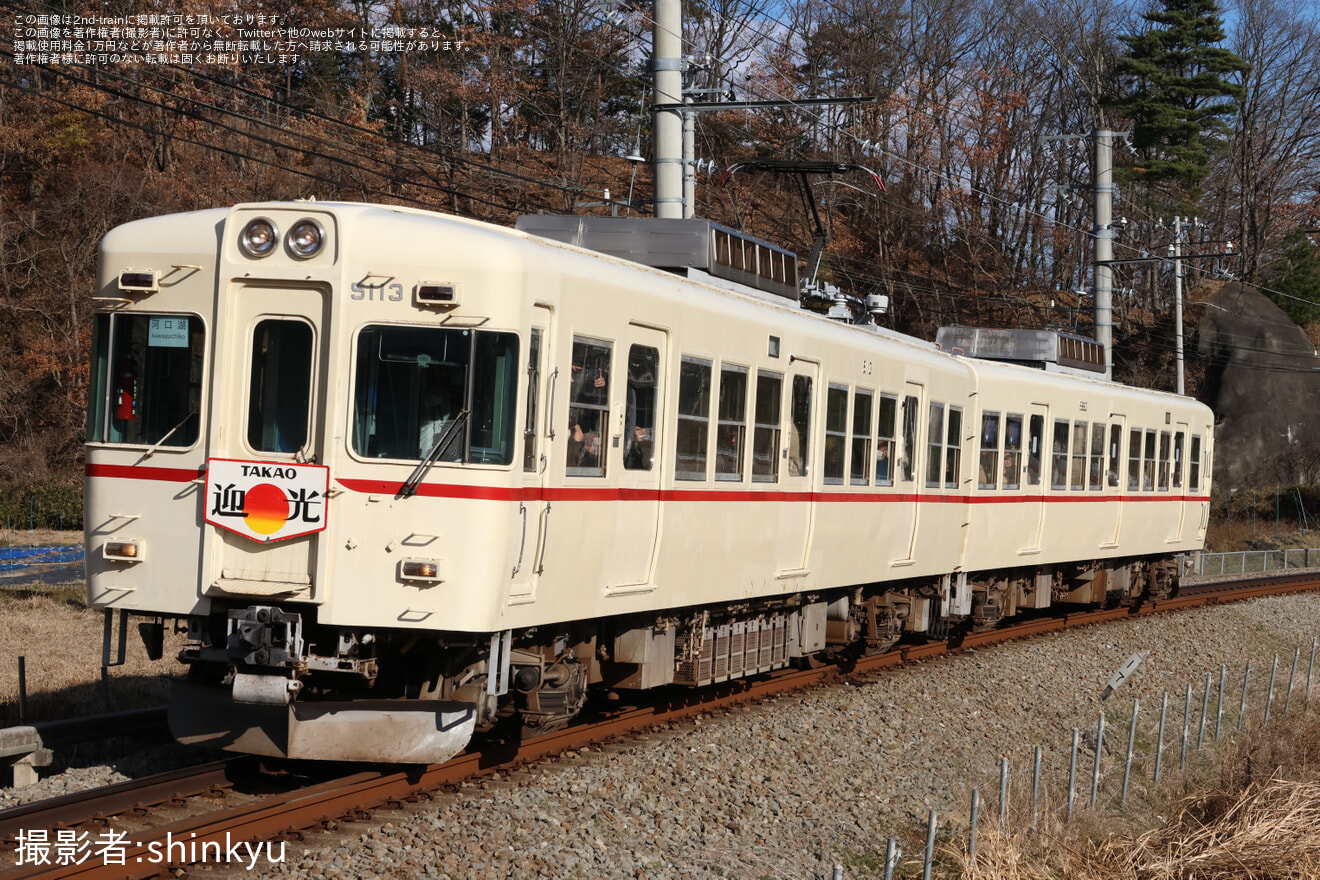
[1196,282,1320,490]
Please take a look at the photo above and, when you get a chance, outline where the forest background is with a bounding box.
[0,0,1318,527]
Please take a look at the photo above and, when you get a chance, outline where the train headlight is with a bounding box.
[239,218,278,258]
[286,219,325,259]
[103,540,144,562]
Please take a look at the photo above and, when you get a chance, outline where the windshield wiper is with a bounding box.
[137,408,198,462]
[399,409,471,498]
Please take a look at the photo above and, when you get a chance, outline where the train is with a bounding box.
[84,202,1213,763]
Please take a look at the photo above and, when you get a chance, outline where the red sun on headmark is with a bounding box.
[243,482,289,535]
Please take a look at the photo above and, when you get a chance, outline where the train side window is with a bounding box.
[1172,431,1185,488]
[945,406,962,489]
[900,395,919,482]
[248,319,313,454]
[567,337,612,477]
[1108,424,1122,488]
[1158,431,1172,491]
[824,384,848,485]
[716,364,748,481]
[1051,420,1069,490]
[523,329,542,473]
[979,411,1001,490]
[851,390,873,486]
[876,394,897,486]
[1143,430,1157,491]
[1127,428,1142,490]
[1003,414,1023,490]
[925,402,945,489]
[752,372,782,483]
[1190,435,1202,490]
[1026,415,1043,486]
[89,312,204,448]
[788,375,813,478]
[1089,422,1105,490]
[676,356,712,481]
[625,345,659,471]
[1069,422,1087,491]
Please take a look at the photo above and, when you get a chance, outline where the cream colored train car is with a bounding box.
[85,202,1213,763]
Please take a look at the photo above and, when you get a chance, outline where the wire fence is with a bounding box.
[854,639,1320,880]
[1192,548,1320,576]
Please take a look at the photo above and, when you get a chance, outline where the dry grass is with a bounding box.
[0,586,184,725]
[956,710,1320,880]
[0,528,80,548]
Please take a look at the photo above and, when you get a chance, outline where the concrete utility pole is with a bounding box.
[652,0,684,219]
[1045,129,1126,381]
[1093,130,1118,381]
[1172,215,1185,395]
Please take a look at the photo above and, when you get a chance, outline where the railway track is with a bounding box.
[3,569,1317,880]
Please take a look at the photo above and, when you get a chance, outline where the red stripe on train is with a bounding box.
[85,463,203,482]
[84,465,1209,505]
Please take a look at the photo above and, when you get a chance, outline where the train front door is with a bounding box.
[200,283,330,600]
[510,305,554,603]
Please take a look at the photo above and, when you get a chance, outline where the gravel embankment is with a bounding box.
[7,592,1320,879]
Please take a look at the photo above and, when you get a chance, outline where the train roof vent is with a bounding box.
[515,215,799,303]
[935,327,1107,377]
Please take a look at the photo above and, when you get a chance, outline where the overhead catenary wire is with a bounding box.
[6,0,1315,374]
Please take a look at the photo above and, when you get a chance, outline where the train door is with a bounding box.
[1020,403,1048,555]
[201,284,329,599]
[604,325,667,590]
[510,305,553,603]
[1104,416,1126,548]
[1171,421,1189,540]
[775,359,817,576]
[892,381,923,565]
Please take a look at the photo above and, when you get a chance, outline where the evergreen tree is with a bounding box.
[1105,0,1249,195]
[1268,229,1320,327]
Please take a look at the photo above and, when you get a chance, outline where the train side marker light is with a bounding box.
[286,219,325,259]
[118,270,159,293]
[416,282,460,307]
[239,218,278,258]
[103,540,144,562]
[401,559,444,583]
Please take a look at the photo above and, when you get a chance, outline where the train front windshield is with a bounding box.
[352,325,519,465]
[87,313,204,447]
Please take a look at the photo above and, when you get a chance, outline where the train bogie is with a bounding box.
[85,202,1213,763]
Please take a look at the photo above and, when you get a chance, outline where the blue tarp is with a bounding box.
[0,545,84,572]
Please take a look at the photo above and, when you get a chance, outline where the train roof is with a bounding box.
[100,201,1207,411]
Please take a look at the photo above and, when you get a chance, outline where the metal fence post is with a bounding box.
[884,838,897,880]
[1285,646,1300,714]
[967,789,980,861]
[999,758,1009,831]
[1180,683,1192,771]
[1216,664,1226,741]
[1265,654,1279,724]
[1197,673,1211,750]
[1122,698,1139,804]
[1154,692,1168,783]
[1308,639,1317,706]
[1067,728,1079,820]
[1031,745,1042,831]
[922,811,937,880]
[1091,713,1105,809]
[1239,661,1251,730]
